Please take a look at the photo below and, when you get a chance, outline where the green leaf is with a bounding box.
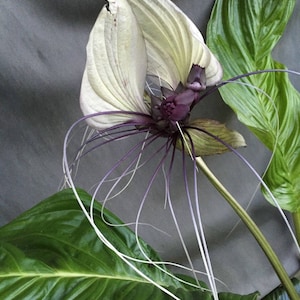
[0,189,202,299]
[177,119,246,156]
[207,0,300,212]
[262,278,300,299]
[0,188,256,299]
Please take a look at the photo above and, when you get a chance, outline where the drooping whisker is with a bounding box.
[93,132,169,224]
[84,118,155,144]
[185,125,300,254]
[88,131,215,292]
[164,143,203,287]
[88,133,164,214]
[64,126,149,189]
[63,111,154,185]
[220,69,300,87]
[77,126,151,164]
[63,115,188,299]
[87,129,196,289]
[72,118,155,160]
[179,136,219,299]
[124,136,211,292]
[198,68,300,101]
[160,138,222,291]
[133,136,174,240]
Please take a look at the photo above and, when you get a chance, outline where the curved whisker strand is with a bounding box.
[95,130,166,188]
[188,133,219,296]
[221,69,300,87]
[70,189,181,299]
[66,127,152,202]
[161,164,169,209]
[100,131,151,204]
[90,132,169,232]
[165,143,200,288]
[101,131,165,193]
[68,127,97,184]
[134,137,174,246]
[92,135,175,235]
[61,124,93,189]
[176,121,196,165]
[63,111,152,182]
[86,132,155,195]
[63,121,183,299]
[199,68,300,101]
[77,127,150,163]
[89,132,163,223]
[131,138,192,286]
[187,126,300,255]
[220,79,280,237]
[88,131,167,222]
[180,136,219,299]
[99,132,169,226]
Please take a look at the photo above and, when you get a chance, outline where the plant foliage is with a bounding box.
[207,0,300,212]
[0,189,259,299]
[262,278,300,300]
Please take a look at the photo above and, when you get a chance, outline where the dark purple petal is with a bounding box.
[169,104,190,121]
[186,64,206,91]
[174,89,195,106]
[161,86,176,98]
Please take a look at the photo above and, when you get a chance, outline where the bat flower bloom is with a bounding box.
[66,0,246,298]
[80,0,245,156]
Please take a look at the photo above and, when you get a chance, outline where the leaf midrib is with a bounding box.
[0,272,153,284]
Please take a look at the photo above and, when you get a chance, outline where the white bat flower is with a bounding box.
[80,0,223,133]
[67,1,247,299]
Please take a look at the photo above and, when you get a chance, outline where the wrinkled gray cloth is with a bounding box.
[1,0,299,296]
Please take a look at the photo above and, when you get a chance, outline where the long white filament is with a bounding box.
[183,153,219,299]
[176,126,219,299]
[62,122,183,300]
[63,121,218,298]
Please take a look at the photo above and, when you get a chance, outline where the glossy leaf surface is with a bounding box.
[0,189,258,299]
[207,0,300,211]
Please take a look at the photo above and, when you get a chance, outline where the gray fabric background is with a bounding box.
[1,0,299,297]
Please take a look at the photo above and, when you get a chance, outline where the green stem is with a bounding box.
[292,211,300,247]
[196,157,298,300]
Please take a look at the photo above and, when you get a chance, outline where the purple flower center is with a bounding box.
[150,64,206,134]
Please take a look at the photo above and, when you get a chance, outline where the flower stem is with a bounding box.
[195,156,298,300]
[292,211,300,247]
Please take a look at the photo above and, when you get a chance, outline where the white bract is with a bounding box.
[80,0,223,129]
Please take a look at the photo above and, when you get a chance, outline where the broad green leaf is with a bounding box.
[0,189,256,299]
[207,0,300,211]
[262,278,300,299]
[0,189,198,299]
